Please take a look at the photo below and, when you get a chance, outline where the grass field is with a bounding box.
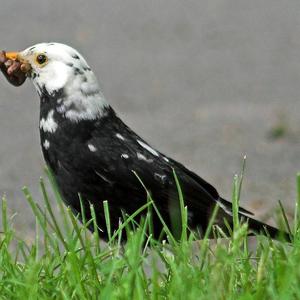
[0,169,299,299]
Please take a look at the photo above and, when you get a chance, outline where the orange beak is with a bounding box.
[5,52,19,60]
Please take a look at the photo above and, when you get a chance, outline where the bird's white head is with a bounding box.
[8,42,109,121]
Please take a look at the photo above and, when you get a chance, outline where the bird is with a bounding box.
[0,43,288,241]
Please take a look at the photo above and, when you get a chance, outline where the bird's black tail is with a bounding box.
[218,197,291,242]
[246,216,292,242]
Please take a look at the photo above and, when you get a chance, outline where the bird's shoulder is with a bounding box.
[84,113,220,201]
[86,114,171,181]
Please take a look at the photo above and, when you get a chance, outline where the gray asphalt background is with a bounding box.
[0,1,299,239]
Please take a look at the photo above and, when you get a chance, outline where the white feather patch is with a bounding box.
[88,144,97,152]
[40,110,58,133]
[43,139,50,149]
[137,140,159,157]
[116,133,125,140]
[137,152,154,163]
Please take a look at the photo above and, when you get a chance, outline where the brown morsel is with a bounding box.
[0,51,7,64]
[0,50,26,86]
[7,60,21,75]
[20,63,31,73]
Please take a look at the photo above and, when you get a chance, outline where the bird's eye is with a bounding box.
[36,54,48,65]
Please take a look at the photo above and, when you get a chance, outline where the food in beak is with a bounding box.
[5,52,31,73]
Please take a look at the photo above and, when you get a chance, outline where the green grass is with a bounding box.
[0,170,299,299]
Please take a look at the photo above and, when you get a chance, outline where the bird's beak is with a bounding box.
[5,51,31,73]
[5,52,19,60]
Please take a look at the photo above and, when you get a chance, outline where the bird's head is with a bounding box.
[5,43,108,121]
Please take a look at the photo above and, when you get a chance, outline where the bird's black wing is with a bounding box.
[165,156,254,216]
[79,114,254,235]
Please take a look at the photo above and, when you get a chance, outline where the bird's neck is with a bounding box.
[38,82,116,144]
[39,89,115,132]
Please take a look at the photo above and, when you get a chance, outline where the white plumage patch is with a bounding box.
[88,144,97,152]
[40,110,58,133]
[137,140,159,157]
[137,152,153,163]
[116,133,125,140]
[43,139,50,149]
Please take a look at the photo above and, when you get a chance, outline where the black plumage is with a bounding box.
[0,43,288,241]
[39,91,281,240]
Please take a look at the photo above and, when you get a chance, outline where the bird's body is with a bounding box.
[0,43,286,240]
[39,95,219,237]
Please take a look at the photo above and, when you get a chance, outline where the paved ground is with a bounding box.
[0,1,299,239]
